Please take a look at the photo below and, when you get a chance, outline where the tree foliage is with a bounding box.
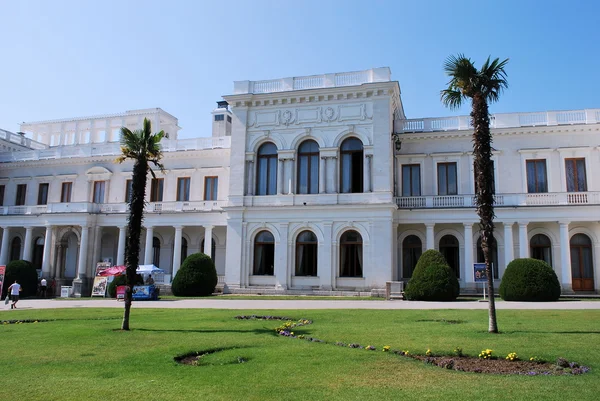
[499,258,561,302]
[172,253,218,297]
[2,260,38,298]
[404,250,460,301]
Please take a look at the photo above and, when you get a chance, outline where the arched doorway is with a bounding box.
[439,235,460,278]
[402,235,422,279]
[32,237,44,269]
[530,234,552,267]
[340,230,363,277]
[10,237,21,261]
[570,234,594,291]
[477,235,499,279]
[295,231,318,276]
[253,231,274,275]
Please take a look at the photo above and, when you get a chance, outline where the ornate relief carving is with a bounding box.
[322,107,336,122]
[281,110,294,126]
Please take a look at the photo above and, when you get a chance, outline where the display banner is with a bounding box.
[0,265,5,297]
[95,262,112,277]
[91,276,109,297]
[474,263,488,282]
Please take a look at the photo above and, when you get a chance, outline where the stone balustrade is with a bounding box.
[395,192,600,208]
[395,109,600,133]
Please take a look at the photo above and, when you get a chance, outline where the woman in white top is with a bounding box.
[7,280,22,309]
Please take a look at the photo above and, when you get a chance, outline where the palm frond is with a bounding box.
[440,89,464,110]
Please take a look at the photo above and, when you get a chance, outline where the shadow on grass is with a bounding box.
[502,330,600,335]
[134,327,279,336]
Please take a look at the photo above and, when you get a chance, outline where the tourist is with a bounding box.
[7,280,22,309]
[146,275,155,285]
[40,277,47,298]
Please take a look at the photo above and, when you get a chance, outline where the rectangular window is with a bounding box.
[125,179,133,202]
[227,115,232,123]
[15,184,27,205]
[61,182,72,203]
[438,162,458,195]
[214,114,224,121]
[565,158,587,192]
[177,177,191,201]
[93,181,106,203]
[401,164,421,196]
[526,160,548,193]
[37,183,49,205]
[204,177,218,200]
[474,160,496,194]
[150,178,164,202]
[0,185,4,206]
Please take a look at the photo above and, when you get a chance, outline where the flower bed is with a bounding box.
[234,315,591,376]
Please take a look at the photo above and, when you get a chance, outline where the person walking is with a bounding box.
[7,280,22,309]
[40,278,47,298]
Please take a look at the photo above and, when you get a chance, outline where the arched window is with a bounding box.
[340,230,363,277]
[256,143,278,195]
[295,231,318,276]
[477,235,499,279]
[570,234,594,291]
[253,231,274,275]
[297,140,319,194]
[439,235,460,278]
[10,237,21,261]
[402,235,422,279]
[32,237,45,269]
[530,234,552,267]
[200,237,216,262]
[340,138,363,193]
[152,237,161,268]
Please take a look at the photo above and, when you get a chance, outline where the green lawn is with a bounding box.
[1,308,599,401]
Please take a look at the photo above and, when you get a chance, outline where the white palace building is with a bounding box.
[0,67,599,296]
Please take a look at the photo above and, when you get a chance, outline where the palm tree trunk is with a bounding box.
[471,94,499,334]
[121,158,148,330]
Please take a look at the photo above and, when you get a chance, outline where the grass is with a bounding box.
[1,308,599,401]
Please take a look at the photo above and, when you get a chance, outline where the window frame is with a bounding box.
[0,184,5,206]
[401,164,421,197]
[437,162,458,196]
[256,143,278,196]
[150,178,164,202]
[92,181,106,204]
[204,176,218,201]
[15,184,27,206]
[253,231,275,275]
[339,230,363,277]
[37,183,49,205]
[565,158,587,192]
[526,159,548,193]
[295,230,318,276]
[61,182,73,203]
[340,138,364,194]
[297,140,320,195]
[177,177,191,202]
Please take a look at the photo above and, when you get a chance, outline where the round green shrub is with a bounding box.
[171,253,217,297]
[107,274,143,298]
[499,258,560,301]
[2,260,38,298]
[404,249,460,301]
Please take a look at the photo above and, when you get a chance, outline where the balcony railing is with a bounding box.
[233,67,391,94]
[395,109,600,133]
[395,192,600,208]
[0,136,231,163]
[0,200,226,215]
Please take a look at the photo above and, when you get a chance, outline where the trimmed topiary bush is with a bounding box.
[499,258,561,301]
[404,249,460,301]
[107,274,143,298]
[2,260,38,298]
[171,253,217,297]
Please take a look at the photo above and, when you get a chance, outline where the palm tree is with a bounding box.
[116,118,167,330]
[441,54,509,333]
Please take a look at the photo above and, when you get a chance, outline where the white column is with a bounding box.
[425,223,435,250]
[518,222,529,258]
[91,226,102,271]
[559,222,572,290]
[203,225,213,256]
[288,159,294,194]
[463,223,473,283]
[319,156,326,194]
[0,227,10,265]
[247,161,254,196]
[144,226,154,265]
[363,155,371,193]
[172,226,183,278]
[76,225,89,278]
[503,222,514,268]
[319,222,333,290]
[74,121,79,145]
[42,225,53,276]
[275,222,289,289]
[23,226,34,262]
[277,159,284,194]
[332,157,338,193]
[117,226,126,266]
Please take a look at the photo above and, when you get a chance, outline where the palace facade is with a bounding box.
[0,68,598,296]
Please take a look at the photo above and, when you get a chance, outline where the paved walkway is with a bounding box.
[6,298,600,310]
